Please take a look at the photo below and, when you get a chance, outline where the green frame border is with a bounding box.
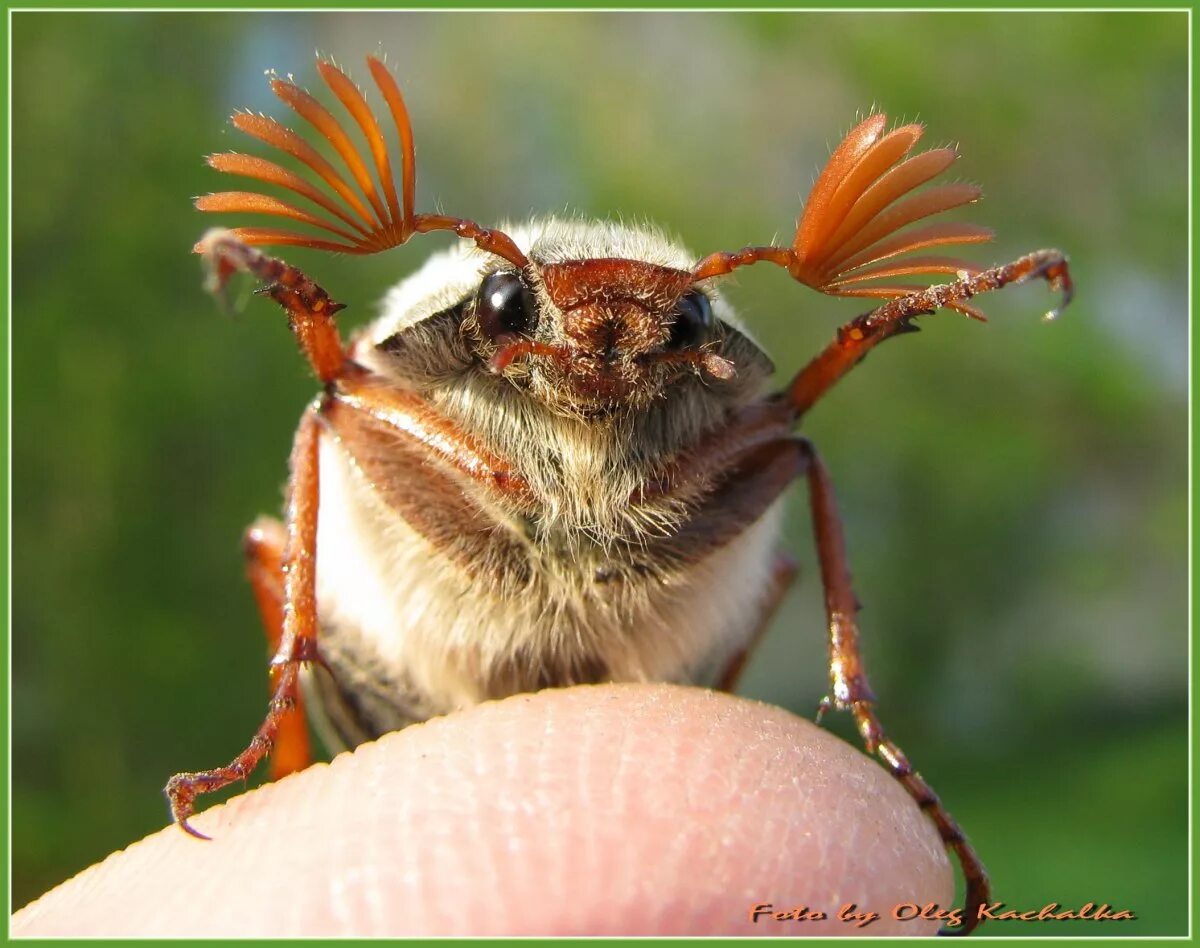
[2,4,1192,944]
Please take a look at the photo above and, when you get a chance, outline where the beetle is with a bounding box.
[166,55,1072,936]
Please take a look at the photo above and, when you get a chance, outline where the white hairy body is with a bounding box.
[305,220,785,750]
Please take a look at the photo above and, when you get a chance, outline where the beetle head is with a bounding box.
[368,220,774,420]
[478,257,743,414]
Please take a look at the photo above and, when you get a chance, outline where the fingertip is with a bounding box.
[13,684,952,936]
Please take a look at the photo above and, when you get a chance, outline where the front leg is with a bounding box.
[195,229,351,384]
[784,251,1073,419]
[798,437,987,936]
[165,407,323,837]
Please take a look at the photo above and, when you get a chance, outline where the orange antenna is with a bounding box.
[195,56,530,270]
[692,113,994,320]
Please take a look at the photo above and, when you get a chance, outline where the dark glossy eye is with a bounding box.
[667,290,714,349]
[476,271,537,340]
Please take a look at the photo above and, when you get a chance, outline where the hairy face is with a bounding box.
[364,219,775,423]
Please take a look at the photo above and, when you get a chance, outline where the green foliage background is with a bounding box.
[12,11,1188,935]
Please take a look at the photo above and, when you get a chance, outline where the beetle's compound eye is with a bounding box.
[477,271,537,340]
[666,290,714,349]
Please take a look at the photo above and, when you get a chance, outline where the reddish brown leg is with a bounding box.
[715,553,798,693]
[164,409,323,837]
[196,229,351,384]
[243,517,312,780]
[334,373,533,504]
[784,250,1073,419]
[797,437,987,936]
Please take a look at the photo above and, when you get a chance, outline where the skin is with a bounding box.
[13,684,952,937]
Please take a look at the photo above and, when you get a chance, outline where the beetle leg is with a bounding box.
[243,517,313,780]
[165,408,323,838]
[784,250,1073,419]
[714,552,798,693]
[798,437,988,936]
[196,229,352,384]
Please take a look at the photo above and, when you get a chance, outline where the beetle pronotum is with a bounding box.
[167,55,1072,936]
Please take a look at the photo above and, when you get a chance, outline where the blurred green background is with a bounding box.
[12,11,1187,935]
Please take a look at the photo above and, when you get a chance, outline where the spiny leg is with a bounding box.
[784,250,1073,420]
[798,437,987,936]
[715,552,798,694]
[243,517,312,780]
[164,408,323,837]
[195,229,351,384]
